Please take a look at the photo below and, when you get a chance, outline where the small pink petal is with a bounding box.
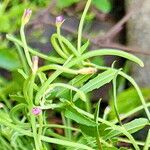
[22,8,32,24]
[32,107,41,115]
[24,9,32,18]
[56,16,64,24]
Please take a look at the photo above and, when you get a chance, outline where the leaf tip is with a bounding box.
[140,61,144,67]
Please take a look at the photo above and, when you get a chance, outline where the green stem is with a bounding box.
[118,137,150,147]
[6,34,65,64]
[46,129,67,140]
[38,64,78,75]
[112,103,150,124]
[41,124,80,132]
[66,118,72,140]
[20,25,32,69]
[15,43,29,74]
[40,103,65,110]
[41,136,94,150]
[119,71,150,121]
[143,129,150,150]
[38,113,43,149]
[35,70,62,104]
[0,0,10,14]
[52,34,80,57]
[96,125,102,150]
[112,75,122,125]
[113,77,139,150]
[24,73,42,150]
[30,108,41,150]
[77,0,92,54]
[61,112,69,139]
[69,49,144,67]
[51,33,68,59]
[57,26,69,56]
[112,71,138,149]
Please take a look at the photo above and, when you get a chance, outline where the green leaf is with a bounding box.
[80,123,109,137]
[123,118,149,133]
[91,57,104,66]
[80,69,117,93]
[56,74,92,98]
[9,94,25,103]
[94,100,101,123]
[57,0,80,8]
[70,74,93,86]
[104,118,149,140]
[102,146,119,150]
[65,104,97,127]
[80,125,97,137]
[80,40,90,54]
[109,88,150,119]
[0,76,7,86]
[0,110,12,123]
[92,0,111,13]
[0,48,20,71]
[66,136,97,150]
[0,16,10,32]
[119,148,130,150]
[0,81,20,96]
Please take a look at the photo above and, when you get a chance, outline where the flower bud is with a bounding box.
[78,67,97,74]
[55,16,65,26]
[32,56,39,74]
[32,107,41,116]
[22,9,32,25]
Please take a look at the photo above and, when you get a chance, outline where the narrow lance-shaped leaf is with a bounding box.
[94,99,102,149]
[104,118,149,140]
[65,102,97,127]
[80,69,117,93]
[56,74,92,98]
[80,40,90,53]
[94,99,101,123]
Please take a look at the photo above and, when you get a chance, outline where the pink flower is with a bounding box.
[55,16,65,26]
[32,107,41,116]
[22,9,32,25]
